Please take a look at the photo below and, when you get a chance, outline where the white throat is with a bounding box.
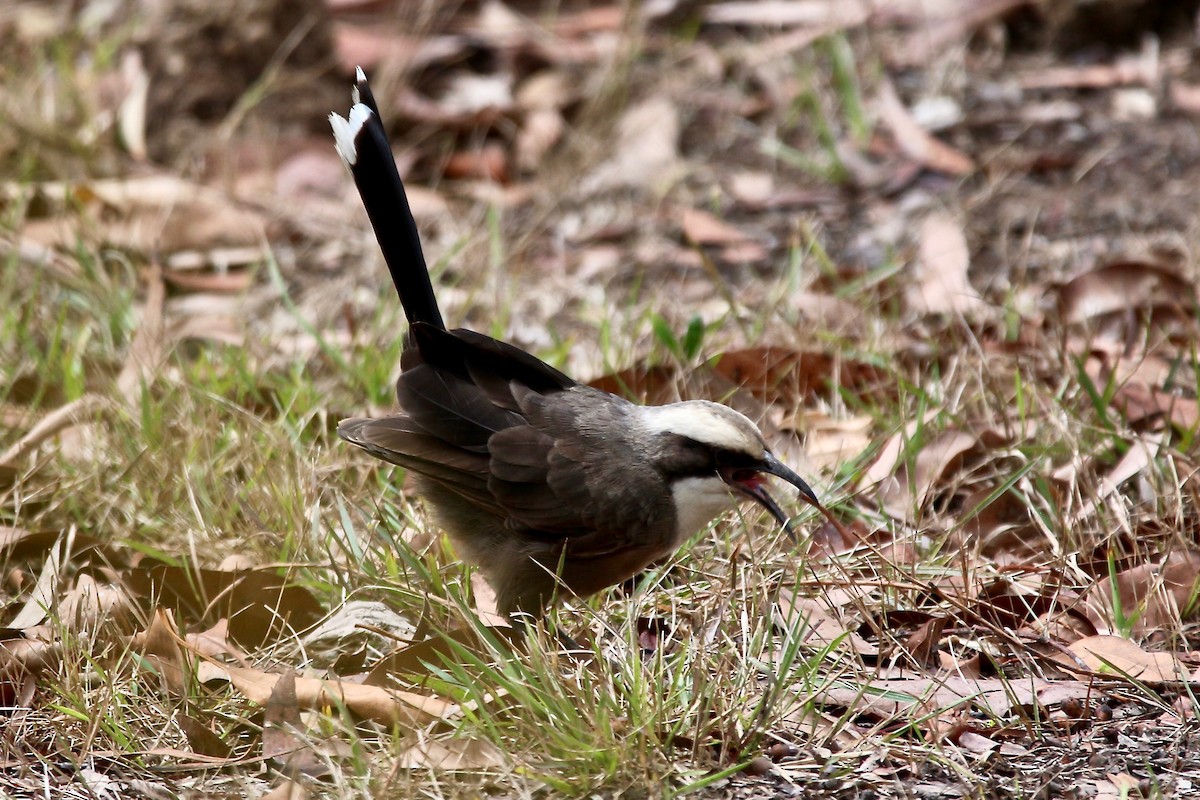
[669,475,738,545]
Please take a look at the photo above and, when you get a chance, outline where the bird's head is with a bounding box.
[641,401,818,540]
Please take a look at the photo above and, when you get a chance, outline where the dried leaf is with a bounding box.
[679,207,752,246]
[906,213,984,316]
[888,0,1035,68]
[0,638,44,710]
[5,529,76,629]
[789,412,873,470]
[588,364,687,405]
[705,0,870,27]
[1066,635,1185,682]
[775,591,877,657]
[56,573,131,633]
[331,25,470,74]
[161,269,255,294]
[365,626,524,687]
[204,663,455,727]
[134,609,188,695]
[877,79,974,176]
[121,565,324,648]
[396,736,507,770]
[1059,259,1196,326]
[903,616,949,671]
[711,346,886,406]
[874,429,979,521]
[515,108,564,171]
[16,175,268,255]
[176,714,234,759]
[116,264,166,407]
[118,50,149,161]
[260,780,307,800]
[1069,432,1158,524]
[443,143,508,183]
[1019,52,1157,91]
[0,395,109,473]
[1089,551,1200,635]
[583,96,681,193]
[820,676,1094,719]
[262,670,331,778]
[1169,80,1200,115]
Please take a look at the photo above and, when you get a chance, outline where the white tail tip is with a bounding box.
[330,103,373,166]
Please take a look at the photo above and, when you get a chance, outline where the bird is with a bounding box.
[331,68,821,620]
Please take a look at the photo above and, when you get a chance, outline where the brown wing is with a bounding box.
[340,329,675,554]
[484,385,676,555]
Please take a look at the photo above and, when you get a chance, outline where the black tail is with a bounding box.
[330,68,444,330]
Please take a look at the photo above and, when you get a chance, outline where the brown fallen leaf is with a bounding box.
[134,609,188,696]
[0,526,108,564]
[704,0,870,27]
[1170,80,1200,115]
[903,616,949,671]
[0,395,109,475]
[1111,381,1200,432]
[116,263,166,407]
[1065,635,1186,683]
[443,143,509,183]
[396,735,507,770]
[0,634,58,710]
[1088,551,1200,636]
[16,175,269,255]
[4,529,80,630]
[877,79,974,176]
[331,24,471,74]
[263,670,332,779]
[365,626,525,688]
[583,96,681,193]
[874,429,979,522]
[1019,52,1157,91]
[121,564,324,648]
[176,714,234,759]
[515,108,564,172]
[820,675,1095,720]
[201,662,456,727]
[161,268,255,294]
[56,573,132,634]
[470,573,508,629]
[955,730,999,755]
[887,0,1033,68]
[260,780,307,800]
[774,590,877,658]
[1068,432,1159,525]
[788,412,873,471]
[679,207,753,247]
[905,212,985,317]
[588,363,687,405]
[710,346,887,406]
[1058,259,1196,326]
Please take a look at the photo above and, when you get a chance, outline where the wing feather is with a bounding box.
[342,328,677,559]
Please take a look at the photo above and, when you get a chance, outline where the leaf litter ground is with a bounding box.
[4,0,1200,797]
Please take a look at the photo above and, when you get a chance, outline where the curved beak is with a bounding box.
[729,452,819,541]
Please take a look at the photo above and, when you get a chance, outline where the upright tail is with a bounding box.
[330,67,445,330]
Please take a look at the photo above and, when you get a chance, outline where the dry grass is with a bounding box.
[3,3,1200,799]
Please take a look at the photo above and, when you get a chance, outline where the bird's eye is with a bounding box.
[729,468,759,483]
[713,448,754,469]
